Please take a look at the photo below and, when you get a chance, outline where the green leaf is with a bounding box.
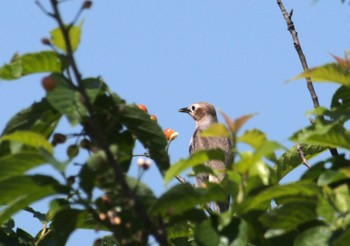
[260,203,317,236]
[0,175,68,224]
[200,123,229,137]
[39,149,70,173]
[37,209,82,246]
[239,181,321,214]
[275,144,327,181]
[164,149,225,185]
[317,169,350,186]
[333,184,350,214]
[24,207,47,224]
[293,63,350,87]
[293,225,332,246]
[331,86,350,108]
[238,129,267,149]
[332,226,350,246]
[0,151,45,181]
[46,75,102,126]
[50,22,83,53]
[290,121,350,150]
[151,183,227,215]
[120,104,170,174]
[0,51,66,80]
[0,131,53,154]
[194,219,220,246]
[1,98,61,137]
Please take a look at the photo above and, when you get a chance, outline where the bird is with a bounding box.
[179,102,232,213]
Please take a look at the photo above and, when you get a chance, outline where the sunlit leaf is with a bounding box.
[238,129,267,149]
[164,149,225,185]
[275,144,326,181]
[290,121,350,150]
[50,21,83,53]
[200,123,229,137]
[293,63,350,87]
[0,131,53,154]
[0,51,66,80]
[239,181,321,214]
[0,175,68,224]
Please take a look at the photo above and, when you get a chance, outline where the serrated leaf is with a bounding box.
[0,175,68,224]
[120,104,170,174]
[0,151,45,181]
[0,51,66,80]
[151,183,227,215]
[164,149,225,185]
[0,131,53,154]
[293,63,350,87]
[275,144,327,181]
[200,123,229,137]
[50,22,83,53]
[290,122,350,150]
[239,181,321,214]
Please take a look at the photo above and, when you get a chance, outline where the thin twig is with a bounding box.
[276,0,338,157]
[296,144,311,168]
[175,175,187,184]
[48,1,168,245]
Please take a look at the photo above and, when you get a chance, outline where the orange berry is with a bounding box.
[138,104,148,113]
[150,114,157,122]
[164,128,178,141]
[41,76,57,92]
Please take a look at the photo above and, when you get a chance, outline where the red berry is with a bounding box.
[41,76,57,92]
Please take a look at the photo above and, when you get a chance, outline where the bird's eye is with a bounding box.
[191,106,196,111]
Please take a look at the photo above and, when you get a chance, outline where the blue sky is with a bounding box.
[1,1,350,245]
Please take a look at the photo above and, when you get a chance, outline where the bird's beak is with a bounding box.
[178,107,190,113]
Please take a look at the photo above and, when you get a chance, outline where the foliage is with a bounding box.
[1,1,350,245]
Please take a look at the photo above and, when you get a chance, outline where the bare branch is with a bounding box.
[276,0,338,157]
[297,144,311,168]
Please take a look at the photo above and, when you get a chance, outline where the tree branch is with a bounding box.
[276,0,338,157]
[48,1,168,244]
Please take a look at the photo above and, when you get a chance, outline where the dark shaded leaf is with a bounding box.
[0,175,68,224]
[151,183,227,215]
[120,104,170,174]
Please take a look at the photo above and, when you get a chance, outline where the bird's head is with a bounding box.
[179,102,218,127]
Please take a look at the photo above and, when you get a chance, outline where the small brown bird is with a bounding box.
[179,102,232,213]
